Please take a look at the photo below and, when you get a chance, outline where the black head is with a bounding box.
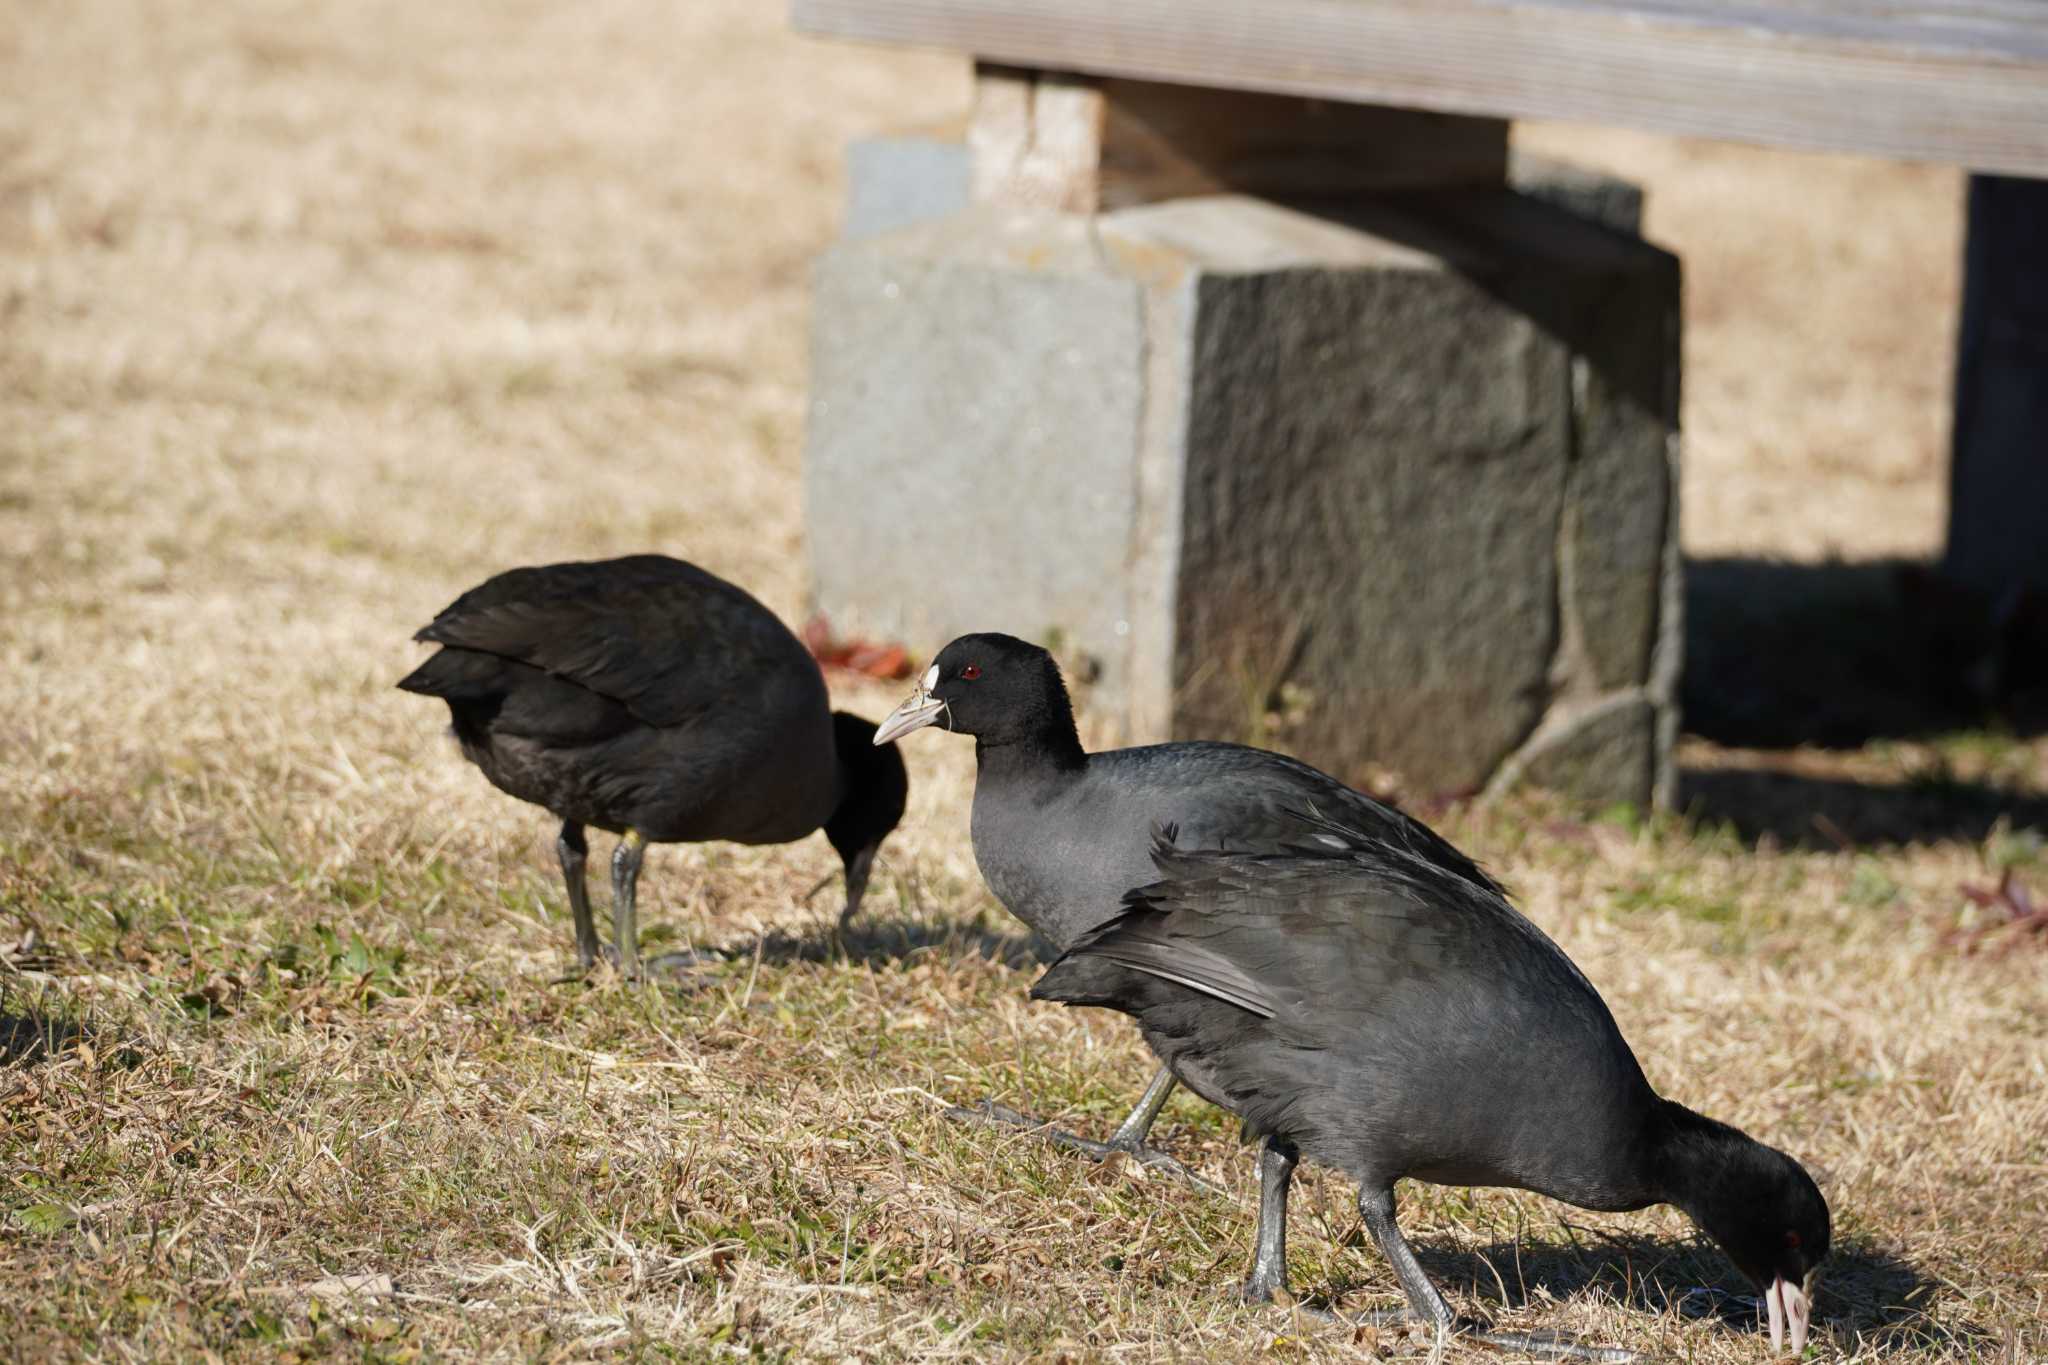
[870,633,1082,759]
[823,711,909,926]
[1666,1109,1831,1352]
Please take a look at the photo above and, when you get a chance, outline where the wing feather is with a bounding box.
[411,556,812,728]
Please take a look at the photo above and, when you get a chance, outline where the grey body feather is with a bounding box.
[1034,814,1661,1211]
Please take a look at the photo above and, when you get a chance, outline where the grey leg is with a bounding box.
[610,829,645,979]
[1241,1136,1297,1304]
[1355,1186,1640,1361]
[1232,1180,1636,1359]
[557,821,601,971]
[946,1081,1222,1196]
[838,844,879,930]
[1358,1185,1457,1334]
[1107,1065,1178,1151]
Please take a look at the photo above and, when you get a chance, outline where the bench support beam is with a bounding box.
[1945,174,2048,596]
[969,64,1509,213]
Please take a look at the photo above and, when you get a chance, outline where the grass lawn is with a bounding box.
[3,1,2042,1359]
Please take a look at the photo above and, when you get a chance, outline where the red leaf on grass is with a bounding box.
[1948,869,2048,954]
[802,613,916,681]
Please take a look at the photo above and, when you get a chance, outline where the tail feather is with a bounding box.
[396,647,513,702]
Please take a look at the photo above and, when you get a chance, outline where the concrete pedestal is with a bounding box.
[807,186,1679,804]
[845,137,1647,241]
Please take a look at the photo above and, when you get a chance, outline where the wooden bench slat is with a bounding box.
[792,0,2048,174]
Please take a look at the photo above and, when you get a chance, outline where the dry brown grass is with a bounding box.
[3,1,2044,1360]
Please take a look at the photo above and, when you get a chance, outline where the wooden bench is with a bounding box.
[798,0,2048,588]
[794,0,2048,174]
[792,0,2048,804]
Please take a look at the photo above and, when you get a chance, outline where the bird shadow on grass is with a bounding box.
[714,916,1045,975]
[1362,1228,1983,1356]
[0,1009,85,1067]
[0,998,141,1073]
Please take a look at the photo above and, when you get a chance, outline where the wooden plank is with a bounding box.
[969,66,1107,212]
[791,0,2048,175]
[967,66,1510,211]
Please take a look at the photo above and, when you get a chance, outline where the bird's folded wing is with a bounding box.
[1283,784,1506,898]
[1062,913,1281,1020]
[415,560,794,728]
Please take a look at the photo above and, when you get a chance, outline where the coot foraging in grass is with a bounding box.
[399,555,908,976]
[871,632,1502,1169]
[1032,810,1831,1356]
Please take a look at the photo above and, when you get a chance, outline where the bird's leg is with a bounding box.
[557,820,601,971]
[1107,1065,1178,1151]
[610,829,645,980]
[1358,1184,1458,1347]
[1241,1136,1298,1304]
[837,844,879,932]
[1094,1066,1207,1181]
[1349,1186,1639,1362]
[945,1081,1222,1196]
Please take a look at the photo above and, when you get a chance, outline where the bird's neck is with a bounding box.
[1643,1098,1757,1221]
[974,720,1087,781]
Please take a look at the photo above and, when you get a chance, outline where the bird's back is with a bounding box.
[1033,818,1660,1210]
[971,740,1501,953]
[398,556,838,842]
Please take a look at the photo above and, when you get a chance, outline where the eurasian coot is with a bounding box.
[400,555,908,975]
[872,632,1500,1166]
[1033,811,1830,1355]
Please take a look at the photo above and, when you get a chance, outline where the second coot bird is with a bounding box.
[871,632,1502,1162]
[1033,811,1830,1354]
[399,555,908,976]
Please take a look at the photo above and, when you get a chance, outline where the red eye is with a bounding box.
[960,664,982,681]
[1783,1231,1801,1250]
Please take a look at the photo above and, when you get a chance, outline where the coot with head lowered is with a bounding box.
[1033,811,1830,1355]
[400,555,908,976]
[871,632,1501,1166]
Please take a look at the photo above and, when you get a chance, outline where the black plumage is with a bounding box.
[1032,811,1831,1353]
[870,632,1499,1159]
[399,555,907,974]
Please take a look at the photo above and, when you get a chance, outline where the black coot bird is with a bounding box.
[871,632,1503,1166]
[1032,811,1831,1355]
[399,555,908,976]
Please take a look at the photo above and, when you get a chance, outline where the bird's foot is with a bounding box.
[944,1100,1222,1194]
[1246,1293,1414,1328]
[1356,1314,1637,1364]
[1240,1274,1306,1311]
[1101,1133,1219,1194]
[1465,1327,1639,1363]
[1257,1305,1452,1350]
[550,956,608,986]
[554,945,718,986]
[1243,1297,1633,1362]
[1245,1292,1642,1365]
[640,947,718,975]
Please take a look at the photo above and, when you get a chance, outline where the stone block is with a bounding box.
[845,135,972,241]
[1509,149,1644,234]
[1165,225,1570,786]
[807,212,1147,718]
[1496,692,1660,810]
[807,190,1681,803]
[1551,211,1682,696]
[844,133,1647,239]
